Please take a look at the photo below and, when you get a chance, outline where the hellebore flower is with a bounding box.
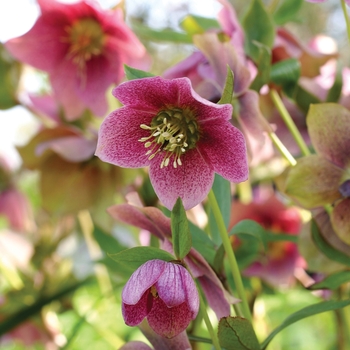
[108,200,234,319]
[279,103,350,245]
[230,188,304,287]
[122,259,199,338]
[5,0,149,120]
[96,76,248,210]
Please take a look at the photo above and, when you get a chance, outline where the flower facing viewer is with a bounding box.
[96,76,248,210]
[5,0,149,120]
[122,259,199,338]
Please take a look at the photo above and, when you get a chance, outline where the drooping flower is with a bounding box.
[230,188,304,287]
[5,0,149,120]
[96,76,248,210]
[278,103,350,245]
[108,200,234,319]
[122,259,199,339]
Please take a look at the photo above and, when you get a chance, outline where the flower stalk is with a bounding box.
[207,189,253,323]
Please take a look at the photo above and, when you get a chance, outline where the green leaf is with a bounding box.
[208,174,231,245]
[249,42,271,92]
[218,317,260,350]
[189,221,217,265]
[326,63,343,102]
[108,246,175,271]
[270,58,300,87]
[242,0,275,62]
[92,226,126,254]
[229,219,267,248]
[311,219,350,267]
[291,84,321,113]
[273,0,303,25]
[218,66,234,105]
[124,64,155,81]
[261,299,350,349]
[0,278,93,336]
[171,197,192,259]
[180,15,220,35]
[308,270,350,290]
[131,22,193,43]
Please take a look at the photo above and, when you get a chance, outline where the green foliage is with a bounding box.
[308,270,350,290]
[180,14,220,35]
[108,246,175,272]
[171,197,192,259]
[261,299,350,349]
[124,64,155,80]
[242,0,275,62]
[273,0,303,25]
[249,43,271,92]
[218,317,260,350]
[218,66,235,105]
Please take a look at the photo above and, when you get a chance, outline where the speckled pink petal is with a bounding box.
[156,263,199,317]
[147,297,193,338]
[122,290,152,326]
[122,260,167,305]
[95,106,155,168]
[307,103,350,168]
[199,120,248,183]
[149,149,214,210]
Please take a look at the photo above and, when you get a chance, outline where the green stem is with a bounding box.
[341,0,350,43]
[269,132,297,166]
[198,290,221,350]
[270,89,310,157]
[208,189,253,323]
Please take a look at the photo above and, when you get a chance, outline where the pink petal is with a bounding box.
[199,119,248,183]
[156,263,199,317]
[122,290,152,326]
[149,149,214,210]
[147,298,193,338]
[122,259,167,305]
[95,106,154,168]
[119,341,153,350]
[107,204,170,240]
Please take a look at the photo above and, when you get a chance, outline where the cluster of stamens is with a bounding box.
[139,108,200,169]
[62,18,106,73]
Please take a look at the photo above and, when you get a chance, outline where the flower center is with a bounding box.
[139,108,200,168]
[63,18,106,69]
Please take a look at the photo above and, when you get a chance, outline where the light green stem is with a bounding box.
[208,189,253,323]
[198,290,221,350]
[341,0,350,43]
[270,89,310,157]
[269,132,297,166]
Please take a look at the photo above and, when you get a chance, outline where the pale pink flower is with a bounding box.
[5,0,149,120]
[96,76,248,210]
[122,259,199,339]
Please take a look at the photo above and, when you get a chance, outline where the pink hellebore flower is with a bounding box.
[96,76,248,210]
[5,0,149,120]
[230,189,304,287]
[122,259,199,339]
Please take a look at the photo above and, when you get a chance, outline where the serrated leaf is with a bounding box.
[308,270,350,290]
[218,317,260,350]
[124,65,155,81]
[311,219,350,267]
[242,0,275,62]
[273,0,303,25]
[218,66,234,105]
[108,246,175,271]
[171,197,192,259]
[261,299,350,349]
